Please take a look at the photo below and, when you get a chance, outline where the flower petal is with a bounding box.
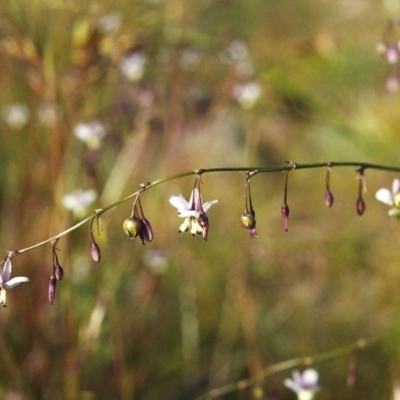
[283,378,300,393]
[3,276,29,289]
[393,179,400,194]
[169,194,189,213]
[302,369,319,387]
[375,188,393,205]
[0,258,12,284]
[203,199,218,212]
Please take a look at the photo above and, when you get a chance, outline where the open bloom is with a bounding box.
[0,259,29,307]
[284,369,319,400]
[376,178,400,217]
[169,188,218,241]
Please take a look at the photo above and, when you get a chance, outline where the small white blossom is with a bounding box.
[169,188,218,241]
[376,178,400,217]
[284,369,319,400]
[232,82,261,109]
[0,258,29,307]
[119,53,147,81]
[98,12,122,34]
[2,104,30,130]
[62,189,97,218]
[74,120,106,149]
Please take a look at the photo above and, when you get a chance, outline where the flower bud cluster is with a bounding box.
[123,191,154,244]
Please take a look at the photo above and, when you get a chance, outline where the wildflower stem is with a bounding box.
[6,161,400,259]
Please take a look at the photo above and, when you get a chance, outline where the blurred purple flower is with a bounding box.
[74,120,106,149]
[284,369,319,400]
[62,189,97,218]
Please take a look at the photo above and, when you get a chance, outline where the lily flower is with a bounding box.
[284,369,319,400]
[169,188,218,241]
[0,258,29,307]
[375,178,400,217]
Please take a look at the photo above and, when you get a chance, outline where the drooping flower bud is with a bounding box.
[123,216,142,239]
[197,213,209,242]
[54,263,64,281]
[325,190,334,207]
[48,275,57,305]
[91,241,101,263]
[356,196,365,216]
[141,218,154,242]
[281,204,290,232]
[240,211,258,238]
[347,360,356,389]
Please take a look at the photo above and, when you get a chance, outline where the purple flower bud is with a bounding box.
[281,204,290,232]
[91,242,101,263]
[325,190,334,207]
[54,263,64,281]
[347,361,356,389]
[197,213,209,242]
[123,217,142,239]
[141,218,154,242]
[356,196,365,216]
[48,275,57,305]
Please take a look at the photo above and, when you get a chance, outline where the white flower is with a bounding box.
[376,178,400,217]
[2,104,30,129]
[232,82,261,109]
[62,189,97,218]
[0,258,29,307]
[169,188,218,241]
[74,120,106,149]
[119,53,147,81]
[284,369,319,400]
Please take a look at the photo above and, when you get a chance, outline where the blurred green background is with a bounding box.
[1,0,400,399]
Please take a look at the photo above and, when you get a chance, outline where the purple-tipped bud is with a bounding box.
[123,217,142,239]
[240,211,258,238]
[91,242,101,263]
[48,275,57,305]
[356,196,365,216]
[197,213,209,242]
[281,204,290,232]
[347,361,356,389]
[141,218,154,242]
[325,190,334,207]
[54,263,64,281]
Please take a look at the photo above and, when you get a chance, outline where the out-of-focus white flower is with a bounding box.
[143,249,168,274]
[284,369,319,400]
[2,104,30,129]
[179,47,203,69]
[74,120,106,149]
[98,12,122,34]
[0,258,29,307]
[37,102,59,125]
[62,189,97,218]
[228,40,249,61]
[119,53,147,81]
[376,178,400,217]
[232,82,262,109]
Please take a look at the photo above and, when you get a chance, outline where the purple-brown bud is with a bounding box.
[197,213,209,242]
[356,196,365,216]
[141,218,154,242]
[48,275,57,305]
[325,190,334,207]
[91,242,101,263]
[54,263,64,281]
[123,217,142,239]
[347,360,356,389]
[281,204,290,232]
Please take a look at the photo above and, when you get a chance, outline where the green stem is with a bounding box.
[7,160,400,258]
[194,330,400,400]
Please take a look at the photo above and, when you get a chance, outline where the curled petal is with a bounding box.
[48,276,57,305]
[0,258,12,284]
[141,218,154,242]
[203,199,218,213]
[375,188,393,206]
[3,276,29,289]
[393,179,400,194]
[197,214,209,241]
